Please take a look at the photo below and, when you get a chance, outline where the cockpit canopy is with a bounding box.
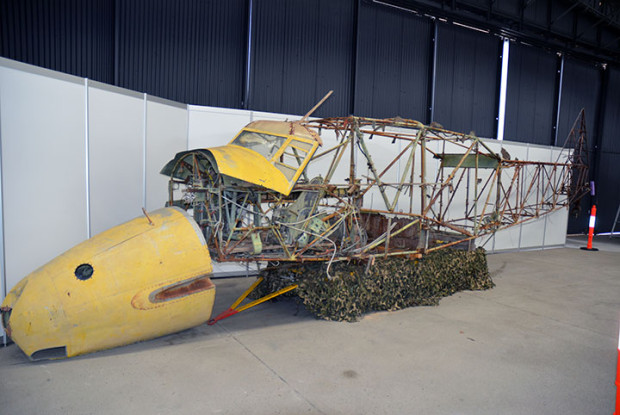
[161,120,321,196]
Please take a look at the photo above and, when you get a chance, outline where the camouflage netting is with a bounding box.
[251,248,493,322]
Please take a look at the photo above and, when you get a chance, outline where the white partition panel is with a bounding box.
[491,141,529,251]
[361,134,403,211]
[519,144,552,249]
[146,98,188,211]
[0,62,87,291]
[188,106,251,149]
[520,217,546,248]
[544,206,569,247]
[305,128,348,184]
[88,83,144,236]
[477,233,495,251]
[526,143,552,162]
[470,139,503,251]
[544,146,571,248]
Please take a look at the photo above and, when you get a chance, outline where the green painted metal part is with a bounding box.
[251,233,262,254]
[440,153,499,169]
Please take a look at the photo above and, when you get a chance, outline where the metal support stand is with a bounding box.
[207,277,298,325]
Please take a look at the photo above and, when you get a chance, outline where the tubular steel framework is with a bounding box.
[166,112,589,268]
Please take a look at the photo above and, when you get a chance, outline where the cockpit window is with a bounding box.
[273,138,316,180]
[232,131,286,160]
[228,128,320,191]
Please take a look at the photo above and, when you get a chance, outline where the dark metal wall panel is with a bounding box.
[601,67,620,154]
[522,0,548,28]
[560,59,601,233]
[591,66,620,232]
[557,58,601,150]
[388,0,620,66]
[462,0,487,9]
[116,0,247,107]
[434,23,500,138]
[503,42,557,145]
[593,152,620,232]
[249,0,355,117]
[353,1,431,120]
[494,0,519,18]
[575,14,600,46]
[0,0,115,83]
[601,30,619,54]
[550,2,576,38]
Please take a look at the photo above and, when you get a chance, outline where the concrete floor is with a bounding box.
[1,240,619,414]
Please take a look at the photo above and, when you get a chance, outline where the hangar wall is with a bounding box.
[503,43,557,146]
[0,58,569,312]
[354,3,431,120]
[0,58,188,313]
[2,0,617,233]
[115,0,248,108]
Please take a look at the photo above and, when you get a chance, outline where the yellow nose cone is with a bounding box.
[1,207,215,359]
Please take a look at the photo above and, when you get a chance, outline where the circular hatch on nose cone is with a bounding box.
[75,264,94,281]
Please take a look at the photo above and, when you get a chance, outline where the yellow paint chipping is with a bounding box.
[1,207,215,359]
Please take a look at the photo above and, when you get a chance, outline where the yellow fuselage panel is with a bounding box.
[1,207,215,359]
[207,145,293,194]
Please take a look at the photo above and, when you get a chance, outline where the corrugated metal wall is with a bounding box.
[249,0,355,117]
[354,1,431,120]
[434,23,500,138]
[556,58,602,233]
[1,0,619,232]
[601,68,620,154]
[0,0,115,83]
[504,43,558,145]
[596,153,620,232]
[557,58,601,151]
[116,0,247,108]
[597,67,620,232]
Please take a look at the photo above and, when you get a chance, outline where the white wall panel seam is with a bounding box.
[85,78,92,239]
[186,104,190,151]
[518,144,530,250]
[542,214,548,247]
[143,93,147,208]
[517,225,523,251]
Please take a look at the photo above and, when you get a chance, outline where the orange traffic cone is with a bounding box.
[580,205,599,252]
